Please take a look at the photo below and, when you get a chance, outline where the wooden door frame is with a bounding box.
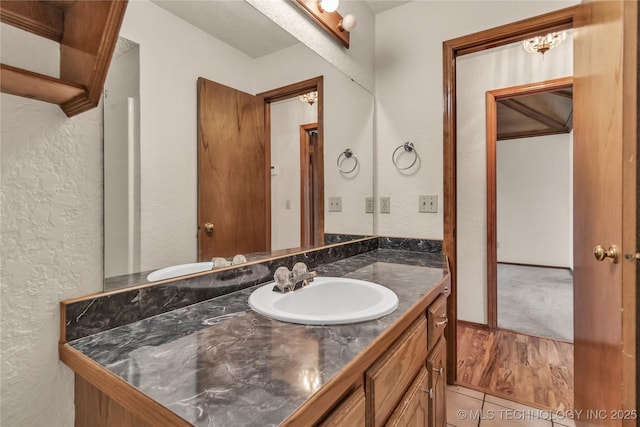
[442,6,578,384]
[299,123,320,247]
[258,76,324,249]
[486,77,574,329]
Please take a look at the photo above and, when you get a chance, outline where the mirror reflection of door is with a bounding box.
[197,77,322,260]
[488,79,574,342]
[197,78,268,260]
[300,125,320,248]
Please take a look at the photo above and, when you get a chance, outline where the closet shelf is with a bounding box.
[0,0,128,117]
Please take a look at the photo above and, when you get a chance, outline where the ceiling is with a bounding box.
[151,0,411,59]
[497,87,574,140]
[151,1,299,58]
[363,0,412,14]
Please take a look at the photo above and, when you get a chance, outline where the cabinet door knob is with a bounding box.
[203,223,214,234]
[433,366,444,377]
[435,316,448,327]
[421,388,434,399]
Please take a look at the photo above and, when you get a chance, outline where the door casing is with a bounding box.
[485,77,574,330]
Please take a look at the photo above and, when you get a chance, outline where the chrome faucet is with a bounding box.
[272,262,317,293]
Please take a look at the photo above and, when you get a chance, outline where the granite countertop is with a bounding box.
[69,249,447,426]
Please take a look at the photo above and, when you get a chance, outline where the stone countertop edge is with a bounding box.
[62,249,449,427]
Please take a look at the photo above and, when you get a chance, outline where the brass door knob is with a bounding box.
[204,223,214,233]
[594,245,618,263]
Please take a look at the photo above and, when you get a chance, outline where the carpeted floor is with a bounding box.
[497,263,573,342]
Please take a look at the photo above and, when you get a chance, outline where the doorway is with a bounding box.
[487,77,574,342]
[260,77,324,251]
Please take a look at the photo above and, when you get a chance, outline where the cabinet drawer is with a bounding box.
[385,367,428,427]
[319,387,366,427]
[366,316,428,427]
[427,295,447,349]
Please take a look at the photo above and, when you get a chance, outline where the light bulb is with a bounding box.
[340,14,356,32]
[318,0,339,13]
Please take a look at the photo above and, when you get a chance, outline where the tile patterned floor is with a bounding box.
[447,386,577,427]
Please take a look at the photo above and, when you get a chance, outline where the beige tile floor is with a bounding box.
[447,386,577,427]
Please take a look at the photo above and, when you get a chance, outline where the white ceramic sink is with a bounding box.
[248,277,399,325]
[147,262,213,282]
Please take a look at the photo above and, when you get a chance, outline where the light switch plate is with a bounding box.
[329,196,342,212]
[365,197,374,214]
[380,196,390,214]
[419,195,437,213]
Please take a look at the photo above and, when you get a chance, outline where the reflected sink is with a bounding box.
[248,277,399,325]
[147,262,213,282]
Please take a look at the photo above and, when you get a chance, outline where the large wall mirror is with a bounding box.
[103,0,374,291]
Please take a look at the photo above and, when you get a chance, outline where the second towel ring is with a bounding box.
[337,149,359,174]
[392,141,418,170]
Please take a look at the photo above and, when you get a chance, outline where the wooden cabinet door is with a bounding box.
[366,317,428,427]
[319,387,366,427]
[427,339,446,427]
[385,368,429,427]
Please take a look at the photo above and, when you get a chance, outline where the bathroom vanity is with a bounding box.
[59,241,449,426]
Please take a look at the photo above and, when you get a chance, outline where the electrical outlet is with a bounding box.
[380,196,391,214]
[419,195,438,213]
[365,197,374,214]
[328,196,342,212]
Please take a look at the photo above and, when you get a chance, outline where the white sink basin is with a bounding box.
[248,277,399,325]
[147,262,213,282]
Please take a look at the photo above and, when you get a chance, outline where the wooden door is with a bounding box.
[573,0,637,421]
[300,124,319,247]
[197,78,268,260]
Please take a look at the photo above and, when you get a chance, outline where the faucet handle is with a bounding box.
[292,262,308,276]
[273,266,292,292]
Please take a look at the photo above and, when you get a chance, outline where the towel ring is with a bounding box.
[337,149,359,174]
[392,141,418,170]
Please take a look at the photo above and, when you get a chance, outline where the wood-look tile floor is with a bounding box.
[456,323,574,411]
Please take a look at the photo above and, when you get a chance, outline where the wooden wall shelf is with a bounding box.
[0,0,128,117]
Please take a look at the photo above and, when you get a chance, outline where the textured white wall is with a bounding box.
[1,27,103,427]
[270,98,317,250]
[497,133,573,268]
[375,1,576,324]
[247,0,375,92]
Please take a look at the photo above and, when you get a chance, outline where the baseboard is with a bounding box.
[457,320,491,331]
[497,261,573,273]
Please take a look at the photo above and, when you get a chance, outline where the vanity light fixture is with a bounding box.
[294,0,353,48]
[318,0,339,13]
[522,31,566,55]
[299,91,318,105]
[340,14,356,32]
